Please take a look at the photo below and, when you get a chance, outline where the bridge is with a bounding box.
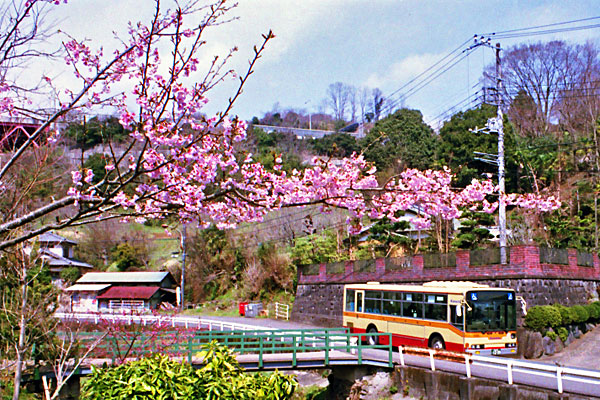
[51,312,600,399]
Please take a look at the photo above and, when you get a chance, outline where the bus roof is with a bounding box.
[344,281,514,295]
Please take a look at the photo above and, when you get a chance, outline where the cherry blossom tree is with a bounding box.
[0,0,560,252]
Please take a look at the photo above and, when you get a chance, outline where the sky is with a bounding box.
[52,0,600,127]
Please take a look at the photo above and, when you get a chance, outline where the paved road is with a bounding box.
[539,325,600,370]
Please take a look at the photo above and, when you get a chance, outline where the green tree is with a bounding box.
[65,116,128,149]
[186,226,246,302]
[290,230,345,266]
[312,133,359,158]
[451,210,495,250]
[360,108,436,171]
[367,217,414,256]
[109,242,147,271]
[437,104,519,190]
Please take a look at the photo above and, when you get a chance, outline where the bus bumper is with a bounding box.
[466,347,517,356]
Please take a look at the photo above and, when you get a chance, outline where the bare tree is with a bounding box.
[486,40,600,138]
[358,87,369,124]
[347,85,357,122]
[326,82,349,121]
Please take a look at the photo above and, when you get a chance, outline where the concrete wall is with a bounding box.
[291,246,600,327]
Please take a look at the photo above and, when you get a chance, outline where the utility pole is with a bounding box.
[470,37,507,264]
[180,225,187,310]
[496,43,507,265]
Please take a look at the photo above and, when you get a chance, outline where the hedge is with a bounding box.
[525,302,600,333]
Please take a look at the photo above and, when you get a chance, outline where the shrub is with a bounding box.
[59,266,81,283]
[82,341,297,399]
[571,305,590,324]
[524,305,562,332]
[585,303,600,320]
[546,330,557,341]
[553,304,577,325]
[557,327,569,343]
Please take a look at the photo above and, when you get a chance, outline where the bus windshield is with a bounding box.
[465,291,516,332]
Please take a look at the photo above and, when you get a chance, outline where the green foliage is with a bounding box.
[291,230,345,266]
[65,116,128,149]
[187,226,246,302]
[110,242,146,271]
[557,327,569,343]
[437,104,519,190]
[451,211,495,250]
[546,330,557,341]
[312,133,358,158]
[571,305,590,324]
[0,252,59,363]
[585,303,600,320]
[389,385,399,394]
[81,342,297,400]
[524,305,562,332]
[368,217,414,255]
[59,266,81,283]
[553,304,577,326]
[361,108,437,171]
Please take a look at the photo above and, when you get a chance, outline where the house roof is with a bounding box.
[38,232,77,245]
[65,284,111,292]
[40,249,93,269]
[96,286,160,300]
[76,271,172,284]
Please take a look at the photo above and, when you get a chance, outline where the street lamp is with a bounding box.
[305,100,312,130]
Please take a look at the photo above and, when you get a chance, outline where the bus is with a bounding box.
[343,281,524,355]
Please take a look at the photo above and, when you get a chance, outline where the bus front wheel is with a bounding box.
[367,326,378,346]
[429,335,445,350]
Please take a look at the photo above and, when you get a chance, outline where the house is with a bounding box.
[37,232,93,284]
[66,271,177,313]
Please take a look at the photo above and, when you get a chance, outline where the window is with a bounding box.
[345,289,355,312]
[424,294,447,321]
[365,290,382,314]
[403,293,423,318]
[382,291,402,315]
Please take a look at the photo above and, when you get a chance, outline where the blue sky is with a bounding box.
[57,1,600,126]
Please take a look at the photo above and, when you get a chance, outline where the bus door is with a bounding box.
[383,292,411,347]
[356,291,364,313]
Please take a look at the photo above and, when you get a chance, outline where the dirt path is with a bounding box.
[538,326,600,370]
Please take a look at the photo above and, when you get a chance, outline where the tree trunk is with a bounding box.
[12,271,28,400]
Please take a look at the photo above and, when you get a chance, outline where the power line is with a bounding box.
[481,16,600,37]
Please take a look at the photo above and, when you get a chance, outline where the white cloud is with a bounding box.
[364,52,446,89]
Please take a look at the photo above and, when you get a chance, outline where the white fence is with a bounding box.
[274,302,290,320]
[398,346,600,397]
[55,312,269,332]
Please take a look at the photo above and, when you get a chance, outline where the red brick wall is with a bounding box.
[297,245,600,285]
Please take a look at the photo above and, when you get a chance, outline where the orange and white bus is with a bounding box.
[343,281,522,355]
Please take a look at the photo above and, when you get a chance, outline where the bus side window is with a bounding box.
[345,289,355,312]
[357,292,363,312]
[450,304,464,329]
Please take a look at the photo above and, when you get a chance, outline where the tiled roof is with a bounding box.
[77,272,171,284]
[96,286,160,300]
[38,232,77,245]
[40,249,93,269]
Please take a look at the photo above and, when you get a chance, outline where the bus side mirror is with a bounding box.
[517,296,527,316]
[456,305,462,317]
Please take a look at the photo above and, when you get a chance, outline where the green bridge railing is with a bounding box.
[76,328,394,369]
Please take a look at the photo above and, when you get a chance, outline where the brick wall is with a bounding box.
[291,246,600,327]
